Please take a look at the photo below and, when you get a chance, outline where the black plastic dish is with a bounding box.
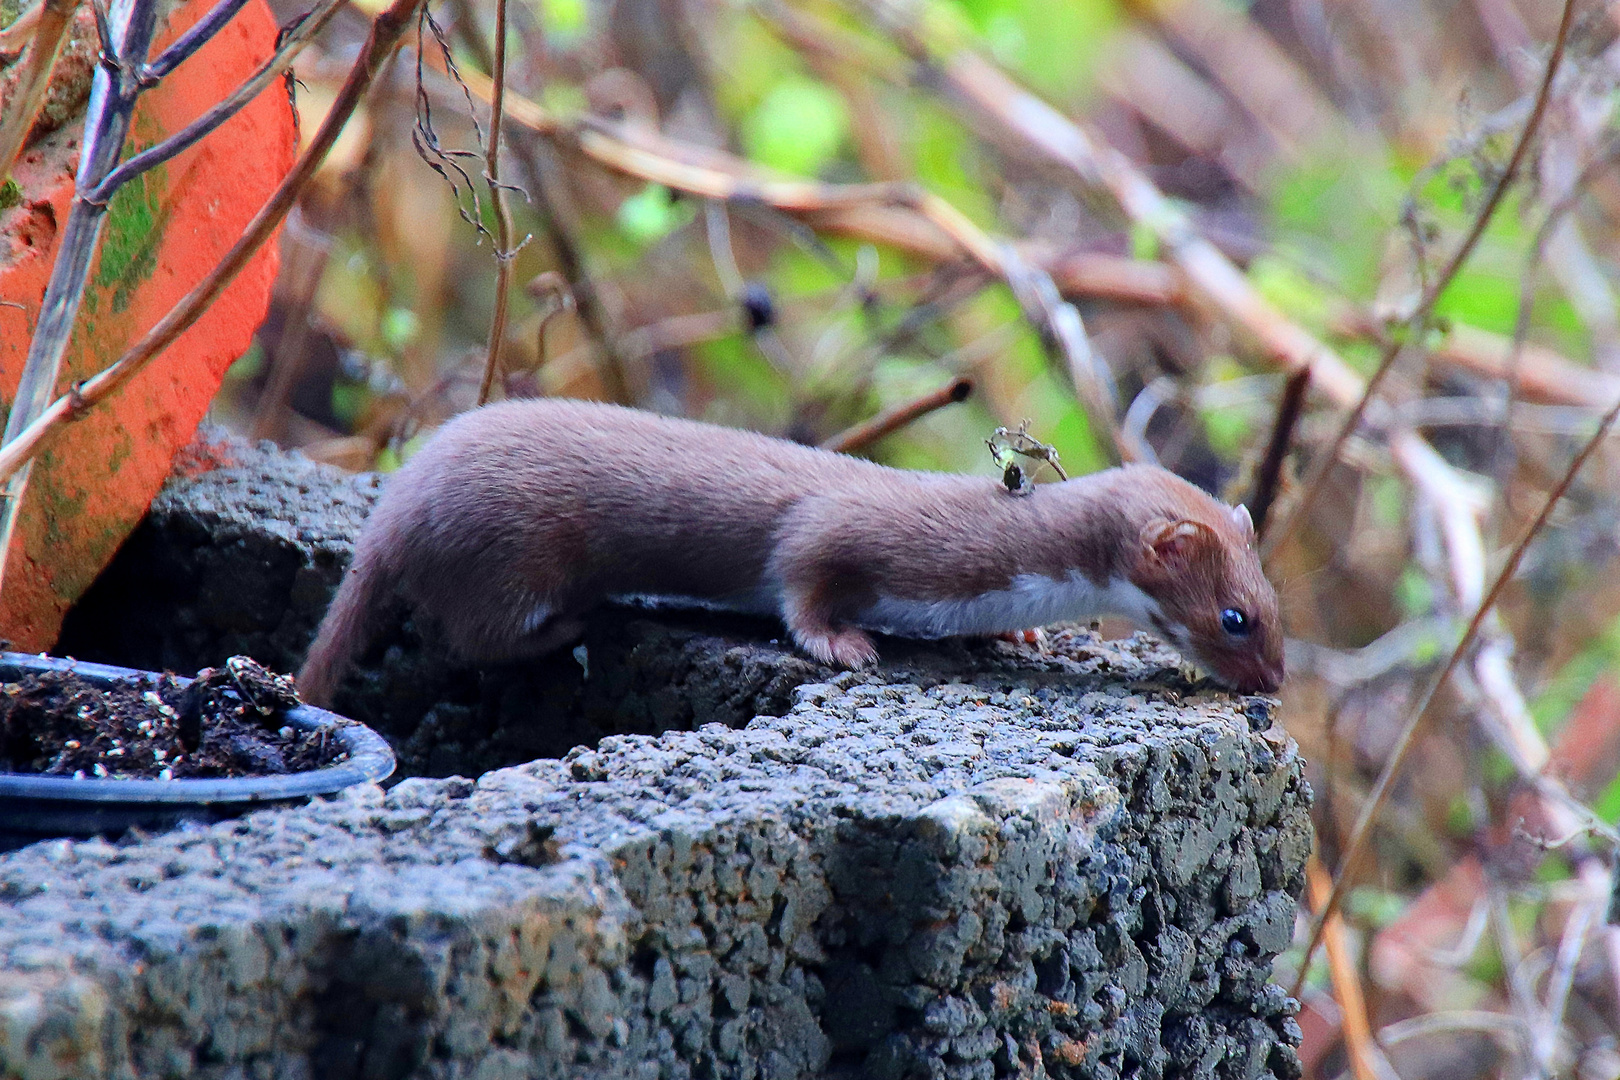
[0,652,395,847]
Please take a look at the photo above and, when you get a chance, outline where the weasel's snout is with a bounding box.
[1249,668,1283,695]
[1201,649,1284,695]
[1229,656,1284,695]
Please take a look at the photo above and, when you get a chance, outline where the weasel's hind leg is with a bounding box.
[438,595,588,665]
[782,588,878,669]
[517,615,589,659]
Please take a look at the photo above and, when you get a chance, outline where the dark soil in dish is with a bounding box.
[0,657,346,779]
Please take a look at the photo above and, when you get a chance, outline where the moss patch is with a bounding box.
[93,160,165,316]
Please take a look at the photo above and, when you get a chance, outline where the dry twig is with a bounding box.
[1248,367,1310,539]
[820,376,973,454]
[474,0,520,406]
[1306,856,1383,1080]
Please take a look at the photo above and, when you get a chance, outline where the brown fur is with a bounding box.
[298,400,1283,703]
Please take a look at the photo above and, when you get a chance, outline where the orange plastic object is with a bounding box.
[0,0,293,650]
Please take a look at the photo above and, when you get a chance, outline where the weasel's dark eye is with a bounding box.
[1220,608,1251,636]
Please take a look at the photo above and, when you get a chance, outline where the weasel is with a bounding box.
[297,399,1284,703]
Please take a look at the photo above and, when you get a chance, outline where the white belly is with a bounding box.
[854,572,1163,639]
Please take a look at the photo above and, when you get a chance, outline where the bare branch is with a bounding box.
[139,0,249,81]
[1248,366,1310,540]
[820,376,973,455]
[475,0,519,406]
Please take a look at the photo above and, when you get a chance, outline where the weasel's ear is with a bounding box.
[1230,503,1255,543]
[1140,518,1215,568]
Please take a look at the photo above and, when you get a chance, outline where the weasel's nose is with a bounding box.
[1230,660,1283,694]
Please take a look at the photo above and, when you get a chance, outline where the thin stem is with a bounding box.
[1261,0,1577,563]
[438,1,623,407]
[89,0,346,203]
[88,0,110,59]
[476,0,517,406]
[1248,366,1310,539]
[1290,377,1620,999]
[139,0,249,80]
[820,376,973,454]
[0,0,431,487]
[1306,856,1380,1080]
[496,127,632,402]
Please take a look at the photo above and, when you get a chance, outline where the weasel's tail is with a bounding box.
[298,547,389,707]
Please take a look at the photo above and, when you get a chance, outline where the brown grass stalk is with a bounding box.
[820,376,973,454]
[1306,855,1381,1080]
[1248,366,1310,539]
[474,0,515,406]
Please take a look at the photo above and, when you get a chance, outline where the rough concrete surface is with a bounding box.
[6,432,1315,1080]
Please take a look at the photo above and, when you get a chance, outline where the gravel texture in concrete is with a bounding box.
[9,432,1314,1080]
[1,662,1309,1080]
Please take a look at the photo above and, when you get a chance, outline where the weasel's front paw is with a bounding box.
[996,627,1048,650]
[797,627,879,669]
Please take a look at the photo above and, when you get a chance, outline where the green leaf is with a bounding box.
[1432,270,1519,337]
[381,307,421,352]
[539,0,585,37]
[1593,771,1620,824]
[330,381,366,428]
[377,430,430,473]
[1269,153,1407,298]
[694,333,789,425]
[1346,886,1407,929]
[225,341,266,382]
[1529,614,1620,736]
[616,184,692,246]
[942,0,1118,98]
[743,78,850,177]
[1202,407,1250,460]
[1396,566,1434,619]
[1129,221,1160,263]
[1249,256,1335,331]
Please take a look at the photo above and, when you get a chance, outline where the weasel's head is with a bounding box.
[1129,502,1283,694]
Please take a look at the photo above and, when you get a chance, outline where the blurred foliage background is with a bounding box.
[213,0,1620,1076]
